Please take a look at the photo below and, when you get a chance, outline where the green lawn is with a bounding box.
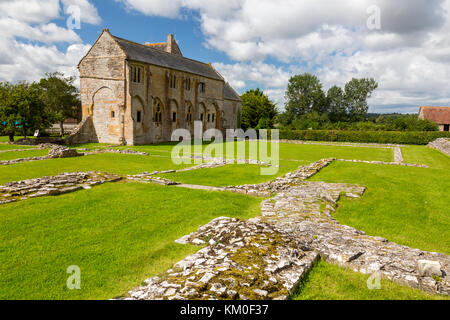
[0,144,35,151]
[402,145,450,169]
[157,160,307,187]
[0,153,191,185]
[0,182,261,299]
[119,141,394,163]
[0,140,448,300]
[0,149,48,160]
[0,136,37,143]
[154,142,393,187]
[309,156,450,254]
[291,259,448,300]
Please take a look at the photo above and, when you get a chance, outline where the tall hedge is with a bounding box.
[278,130,450,145]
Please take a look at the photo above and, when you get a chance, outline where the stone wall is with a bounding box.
[76,30,239,146]
[427,138,450,156]
[79,31,127,144]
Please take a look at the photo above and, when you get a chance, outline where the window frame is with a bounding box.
[131,65,143,84]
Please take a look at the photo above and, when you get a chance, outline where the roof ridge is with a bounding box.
[112,35,216,70]
[224,81,241,101]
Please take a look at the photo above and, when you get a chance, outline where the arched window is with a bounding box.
[186,105,193,122]
[154,101,163,124]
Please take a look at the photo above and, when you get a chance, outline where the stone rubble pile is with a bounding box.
[0,145,82,165]
[123,159,449,300]
[0,155,50,166]
[127,174,180,186]
[47,146,82,159]
[336,159,428,168]
[427,138,450,156]
[181,155,273,166]
[0,172,122,205]
[86,149,150,156]
[126,216,320,300]
[224,158,334,197]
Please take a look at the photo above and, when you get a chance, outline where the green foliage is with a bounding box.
[38,72,81,136]
[284,73,326,121]
[327,85,346,122]
[290,111,331,130]
[0,81,50,141]
[344,78,378,122]
[280,74,379,127]
[279,129,450,145]
[376,114,438,131]
[240,88,277,130]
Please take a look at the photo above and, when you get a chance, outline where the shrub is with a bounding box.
[278,130,450,145]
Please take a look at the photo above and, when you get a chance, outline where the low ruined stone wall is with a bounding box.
[0,172,122,205]
[427,138,450,156]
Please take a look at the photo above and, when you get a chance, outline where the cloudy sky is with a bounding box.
[1,0,450,113]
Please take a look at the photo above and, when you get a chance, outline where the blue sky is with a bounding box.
[1,0,450,113]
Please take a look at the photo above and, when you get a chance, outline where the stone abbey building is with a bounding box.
[68,29,241,145]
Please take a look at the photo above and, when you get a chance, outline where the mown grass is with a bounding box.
[0,149,48,160]
[120,141,394,163]
[154,141,393,186]
[0,153,191,185]
[291,259,449,300]
[0,139,448,300]
[158,160,306,187]
[0,136,35,143]
[0,182,262,299]
[0,144,34,151]
[402,145,450,169]
[309,158,450,254]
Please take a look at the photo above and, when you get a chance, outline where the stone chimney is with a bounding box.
[166,34,182,56]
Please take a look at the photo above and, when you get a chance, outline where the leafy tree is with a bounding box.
[326,85,347,122]
[291,111,330,130]
[284,73,326,122]
[0,81,50,141]
[39,72,81,136]
[240,89,277,130]
[344,78,378,122]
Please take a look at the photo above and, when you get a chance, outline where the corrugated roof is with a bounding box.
[113,36,222,81]
[224,82,241,101]
[420,106,450,124]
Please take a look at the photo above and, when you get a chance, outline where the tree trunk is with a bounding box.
[60,121,64,137]
[8,133,14,142]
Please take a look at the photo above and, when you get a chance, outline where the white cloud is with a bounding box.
[0,0,100,86]
[116,0,184,18]
[0,18,81,43]
[0,0,60,23]
[118,0,450,112]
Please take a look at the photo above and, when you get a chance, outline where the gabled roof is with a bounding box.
[224,82,241,101]
[419,106,450,124]
[112,35,222,81]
